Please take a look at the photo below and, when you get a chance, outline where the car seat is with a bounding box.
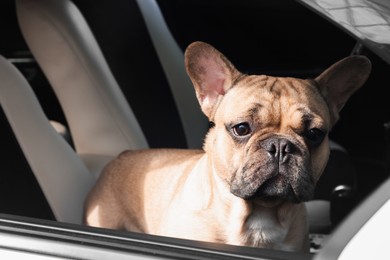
[8,0,150,224]
[16,0,208,151]
[16,0,149,163]
[0,55,93,224]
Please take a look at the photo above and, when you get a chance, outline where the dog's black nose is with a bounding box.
[262,137,296,163]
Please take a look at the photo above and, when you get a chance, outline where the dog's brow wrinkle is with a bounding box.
[301,112,314,122]
[249,103,263,114]
[235,75,267,89]
[232,74,249,85]
[289,80,301,93]
[267,78,279,95]
[295,107,311,116]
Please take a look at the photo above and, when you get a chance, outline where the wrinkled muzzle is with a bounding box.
[230,136,315,203]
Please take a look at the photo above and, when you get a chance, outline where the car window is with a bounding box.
[1,0,390,259]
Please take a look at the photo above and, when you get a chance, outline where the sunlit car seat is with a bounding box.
[15,0,356,235]
[16,0,149,169]
[16,0,208,150]
[0,55,94,224]
[11,0,150,224]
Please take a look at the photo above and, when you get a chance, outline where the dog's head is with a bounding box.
[185,41,371,205]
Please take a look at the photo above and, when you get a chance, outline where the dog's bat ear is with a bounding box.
[185,41,241,118]
[315,55,371,124]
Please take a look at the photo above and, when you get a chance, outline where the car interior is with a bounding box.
[0,0,389,257]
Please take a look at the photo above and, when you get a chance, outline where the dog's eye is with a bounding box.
[232,123,251,137]
[305,128,326,146]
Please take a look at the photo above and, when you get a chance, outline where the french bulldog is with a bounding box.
[84,41,371,252]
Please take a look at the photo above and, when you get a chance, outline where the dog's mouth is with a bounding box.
[252,195,284,208]
[230,172,315,204]
[252,175,301,203]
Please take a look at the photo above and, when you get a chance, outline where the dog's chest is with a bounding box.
[240,207,290,249]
